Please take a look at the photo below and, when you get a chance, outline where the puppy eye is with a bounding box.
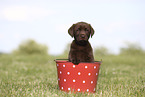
[76,28,80,31]
[85,28,89,31]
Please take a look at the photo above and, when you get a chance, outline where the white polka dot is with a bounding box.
[68,88,71,90]
[94,88,96,91]
[78,72,81,75]
[85,66,88,68]
[58,78,60,81]
[60,71,62,74]
[87,89,89,92]
[88,73,91,76]
[78,88,80,91]
[57,64,59,66]
[83,80,85,83]
[63,64,65,67]
[96,73,98,75]
[64,79,66,82]
[67,72,70,75]
[73,65,75,68]
[73,79,76,82]
[91,81,93,84]
[94,66,96,69]
[61,87,63,90]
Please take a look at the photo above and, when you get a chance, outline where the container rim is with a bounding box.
[54,59,102,64]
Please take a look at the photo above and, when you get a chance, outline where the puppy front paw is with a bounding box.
[70,59,80,65]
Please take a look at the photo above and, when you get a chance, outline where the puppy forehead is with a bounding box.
[75,23,90,29]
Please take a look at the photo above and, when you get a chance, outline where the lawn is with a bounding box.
[0,54,144,97]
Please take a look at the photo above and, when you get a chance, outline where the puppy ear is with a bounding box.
[89,24,95,38]
[68,24,75,37]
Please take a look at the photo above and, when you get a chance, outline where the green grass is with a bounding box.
[0,54,144,97]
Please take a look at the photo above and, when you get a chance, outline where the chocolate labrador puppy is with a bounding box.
[68,22,94,65]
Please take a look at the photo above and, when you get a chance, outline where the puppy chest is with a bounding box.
[75,50,92,61]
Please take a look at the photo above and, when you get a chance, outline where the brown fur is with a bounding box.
[68,22,95,65]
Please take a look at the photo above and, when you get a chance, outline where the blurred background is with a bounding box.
[0,0,145,56]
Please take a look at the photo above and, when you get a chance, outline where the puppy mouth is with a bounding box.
[79,37,88,41]
[77,36,88,43]
[74,35,89,45]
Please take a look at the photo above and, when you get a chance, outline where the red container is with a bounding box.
[55,60,101,93]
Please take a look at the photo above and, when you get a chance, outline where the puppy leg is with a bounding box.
[71,57,80,65]
[69,52,80,65]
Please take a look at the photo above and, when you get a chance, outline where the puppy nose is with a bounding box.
[81,34,85,38]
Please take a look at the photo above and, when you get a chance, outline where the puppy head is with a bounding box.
[68,22,94,45]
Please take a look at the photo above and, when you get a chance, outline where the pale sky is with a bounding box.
[0,0,145,55]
